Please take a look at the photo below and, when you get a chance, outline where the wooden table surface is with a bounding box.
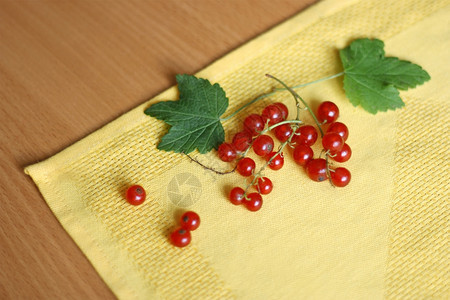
[0,0,317,298]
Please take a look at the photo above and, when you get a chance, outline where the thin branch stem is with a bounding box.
[325,152,335,187]
[275,72,345,91]
[220,91,277,121]
[184,153,236,175]
[266,74,324,137]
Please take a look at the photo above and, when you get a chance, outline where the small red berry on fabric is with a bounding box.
[126,185,146,205]
[180,211,200,231]
[170,227,191,248]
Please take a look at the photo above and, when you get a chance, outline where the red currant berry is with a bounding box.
[274,124,293,142]
[232,131,252,152]
[180,211,200,231]
[291,125,318,147]
[261,104,283,126]
[245,193,263,212]
[170,227,191,248]
[257,177,273,195]
[331,143,352,163]
[253,135,274,156]
[292,144,314,167]
[126,185,146,205]
[326,122,349,141]
[237,157,256,177]
[322,132,344,153]
[229,187,245,205]
[244,114,265,136]
[330,167,351,187]
[305,158,328,182]
[266,151,284,170]
[218,142,237,162]
[317,101,339,123]
[273,102,288,120]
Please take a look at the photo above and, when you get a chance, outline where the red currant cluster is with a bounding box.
[310,101,352,187]
[218,102,288,211]
[218,100,351,211]
[170,211,200,248]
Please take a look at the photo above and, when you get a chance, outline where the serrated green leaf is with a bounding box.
[145,74,228,154]
[340,38,430,114]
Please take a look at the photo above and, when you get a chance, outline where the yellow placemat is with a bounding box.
[25,0,450,299]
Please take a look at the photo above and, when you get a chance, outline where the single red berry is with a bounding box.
[292,144,314,167]
[253,135,274,156]
[266,151,284,170]
[245,193,263,212]
[331,143,352,163]
[274,124,293,142]
[180,211,200,231]
[291,125,318,147]
[237,157,256,176]
[273,102,289,120]
[305,158,328,182]
[229,187,245,205]
[322,132,344,153]
[317,101,339,123]
[244,114,265,136]
[330,167,351,187]
[126,185,146,205]
[170,227,191,248]
[232,131,252,152]
[218,142,237,162]
[326,122,349,141]
[261,104,283,126]
[257,177,273,195]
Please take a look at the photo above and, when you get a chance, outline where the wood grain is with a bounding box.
[0,0,317,298]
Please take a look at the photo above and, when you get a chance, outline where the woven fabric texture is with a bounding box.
[25,0,450,299]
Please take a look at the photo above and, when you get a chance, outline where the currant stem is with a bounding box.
[266,74,324,137]
[274,72,345,91]
[220,91,277,121]
[220,72,344,123]
[260,119,304,134]
[243,125,297,194]
[325,151,335,187]
[184,153,236,175]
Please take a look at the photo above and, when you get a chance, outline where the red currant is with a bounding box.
[273,102,288,120]
[266,151,284,170]
[317,101,339,123]
[322,132,344,153]
[218,142,237,162]
[326,122,349,141]
[180,211,200,231]
[330,167,351,187]
[245,193,263,212]
[232,131,252,152]
[257,177,273,195]
[229,187,245,205]
[261,104,283,126]
[170,227,191,248]
[331,143,352,163]
[253,135,274,156]
[305,159,328,182]
[126,185,146,205]
[274,124,293,142]
[292,144,314,167]
[244,114,265,136]
[237,157,256,176]
[291,125,318,147]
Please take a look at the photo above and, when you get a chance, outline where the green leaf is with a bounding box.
[340,38,430,114]
[145,74,228,154]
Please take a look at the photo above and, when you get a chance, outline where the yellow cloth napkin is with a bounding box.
[25,0,449,299]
